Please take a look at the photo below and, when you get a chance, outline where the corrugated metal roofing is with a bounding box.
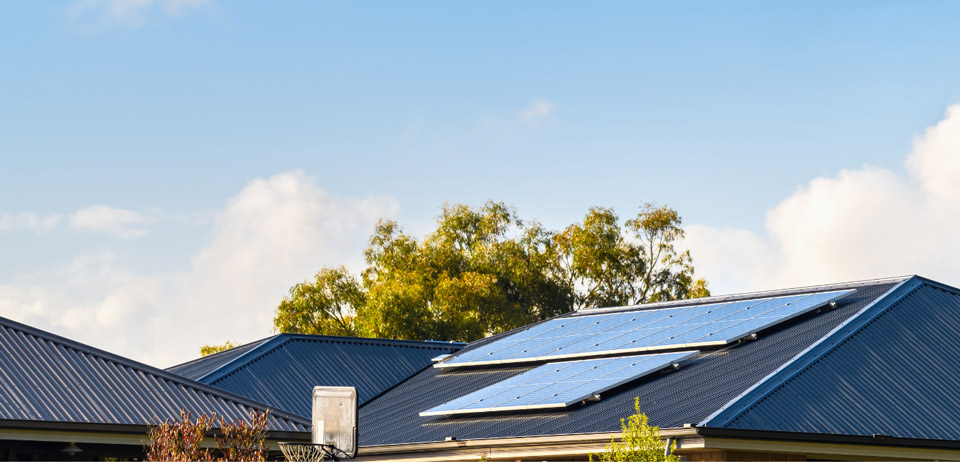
[0,315,310,433]
[357,278,906,446]
[166,337,270,380]
[712,277,960,440]
[167,334,463,418]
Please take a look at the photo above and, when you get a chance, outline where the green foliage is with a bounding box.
[146,410,268,462]
[273,201,709,342]
[200,341,238,357]
[358,203,571,341]
[274,266,365,336]
[590,398,678,462]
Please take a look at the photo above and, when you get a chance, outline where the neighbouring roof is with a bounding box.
[168,334,464,418]
[0,315,310,434]
[359,276,960,446]
[165,337,272,380]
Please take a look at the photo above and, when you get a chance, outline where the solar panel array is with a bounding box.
[437,289,854,368]
[420,351,698,416]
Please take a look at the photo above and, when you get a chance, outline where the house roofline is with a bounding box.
[0,316,310,431]
[699,276,922,427]
[190,334,464,385]
[0,419,310,445]
[354,426,960,462]
[575,275,912,315]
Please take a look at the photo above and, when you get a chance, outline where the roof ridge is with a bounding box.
[281,333,466,348]
[0,315,310,428]
[167,335,276,371]
[199,335,293,384]
[698,276,922,428]
[198,333,465,385]
[574,275,913,315]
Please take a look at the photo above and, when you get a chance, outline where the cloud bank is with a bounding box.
[0,171,396,366]
[685,103,960,294]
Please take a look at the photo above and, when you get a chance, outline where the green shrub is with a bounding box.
[590,397,678,462]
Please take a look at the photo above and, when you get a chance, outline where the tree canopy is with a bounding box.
[273,201,709,342]
[199,341,238,356]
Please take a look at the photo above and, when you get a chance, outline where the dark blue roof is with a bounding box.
[0,315,310,433]
[167,337,270,380]
[358,277,918,446]
[168,334,463,418]
[709,276,960,440]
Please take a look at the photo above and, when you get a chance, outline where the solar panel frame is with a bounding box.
[421,351,699,416]
[435,289,855,368]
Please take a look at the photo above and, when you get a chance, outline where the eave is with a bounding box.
[355,427,960,462]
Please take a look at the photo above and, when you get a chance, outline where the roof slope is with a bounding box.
[168,334,463,418]
[358,278,904,446]
[708,277,960,440]
[0,315,309,433]
[167,337,270,380]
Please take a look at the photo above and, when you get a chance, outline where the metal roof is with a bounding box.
[168,334,463,418]
[709,276,960,440]
[357,277,908,446]
[166,337,270,380]
[0,315,310,433]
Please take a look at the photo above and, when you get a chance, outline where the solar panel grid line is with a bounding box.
[446,315,618,364]
[675,296,810,346]
[509,308,697,362]
[421,351,699,417]
[446,307,691,366]
[433,360,591,412]
[521,357,660,407]
[706,291,851,344]
[435,289,856,368]
[480,313,665,364]
[528,295,784,359]
[438,304,728,367]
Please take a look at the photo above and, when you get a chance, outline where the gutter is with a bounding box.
[0,419,310,446]
[355,426,960,462]
[695,427,960,450]
[355,428,700,461]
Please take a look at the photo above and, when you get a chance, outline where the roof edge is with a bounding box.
[278,333,466,349]
[198,334,293,384]
[196,333,464,385]
[698,275,923,427]
[576,276,912,315]
[0,315,311,429]
[0,419,310,441]
[359,428,700,453]
[695,426,960,451]
[166,335,276,373]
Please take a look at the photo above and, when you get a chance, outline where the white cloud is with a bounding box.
[684,102,960,294]
[69,205,160,238]
[71,0,211,26]
[0,213,62,232]
[0,171,397,367]
[516,98,556,123]
[1,206,204,238]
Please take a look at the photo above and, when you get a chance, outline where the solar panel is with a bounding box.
[437,289,854,368]
[420,351,698,416]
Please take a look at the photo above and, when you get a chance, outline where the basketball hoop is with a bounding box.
[279,387,358,461]
[278,442,329,462]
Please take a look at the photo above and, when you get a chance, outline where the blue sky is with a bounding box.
[3,1,960,366]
